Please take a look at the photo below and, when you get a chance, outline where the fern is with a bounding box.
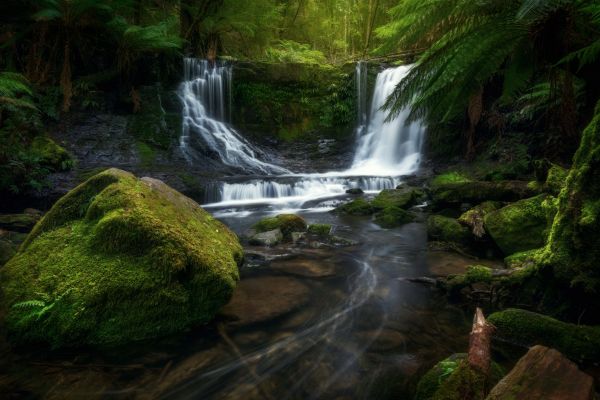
[0,72,37,111]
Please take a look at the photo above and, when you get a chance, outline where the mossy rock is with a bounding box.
[446,265,493,290]
[371,187,425,210]
[504,249,540,269]
[374,207,414,228]
[0,239,16,266]
[30,136,72,171]
[430,181,537,208]
[0,214,40,233]
[427,215,471,245]
[484,194,552,256]
[0,168,243,348]
[458,201,501,238]
[488,308,600,362]
[544,164,568,195]
[252,214,307,240]
[307,223,332,236]
[334,198,375,215]
[415,353,504,400]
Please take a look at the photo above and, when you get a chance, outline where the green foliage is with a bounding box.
[0,72,36,111]
[265,40,327,64]
[307,223,332,236]
[431,172,472,186]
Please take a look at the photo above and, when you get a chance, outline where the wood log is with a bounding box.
[467,307,495,375]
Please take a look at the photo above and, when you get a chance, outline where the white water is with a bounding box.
[179,58,289,175]
[180,61,425,208]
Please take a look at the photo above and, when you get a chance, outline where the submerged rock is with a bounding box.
[484,194,552,255]
[486,346,594,400]
[219,276,310,326]
[0,168,243,347]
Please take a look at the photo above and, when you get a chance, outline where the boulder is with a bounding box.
[252,214,307,241]
[334,198,375,215]
[346,188,364,195]
[371,187,426,210]
[219,276,310,326]
[249,228,283,246]
[484,194,552,255]
[488,308,600,362]
[307,223,332,236]
[0,168,243,347]
[430,181,537,208]
[0,214,40,233]
[374,206,414,228]
[427,215,471,245]
[486,346,594,400]
[458,201,501,238]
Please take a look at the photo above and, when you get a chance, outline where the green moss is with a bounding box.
[446,265,493,293]
[0,214,40,233]
[458,201,501,237]
[488,308,600,362]
[431,172,473,186]
[30,136,73,171]
[374,206,414,228]
[371,187,425,210]
[127,87,179,149]
[136,141,157,166]
[253,214,307,240]
[427,215,471,244]
[504,249,541,269]
[484,195,550,256]
[307,223,332,236]
[544,164,568,195]
[1,168,243,348]
[334,198,375,215]
[430,181,537,208]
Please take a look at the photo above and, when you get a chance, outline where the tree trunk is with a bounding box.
[468,307,495,375]
[60,40,72,112]
[466,87,483,161]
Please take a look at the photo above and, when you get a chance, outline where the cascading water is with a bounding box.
[350,65,424,176]
[179,58,289,174]
[196,62,425,208]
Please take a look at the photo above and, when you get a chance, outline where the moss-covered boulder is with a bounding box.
[483,194,554,256]
[334,198,375,215]
[374,206,414,228]
[371,187,426,210]
[430,181,537,208]
[458,201,501,238]
[488,308,600,362]
[0,168,243,347]
[307,223,332,236]
[538,103,600,294]
[30,135,72,171]
[427,215,471,245]
[544,164,569,195]
[415,353,504,400]
[252,214,307,241]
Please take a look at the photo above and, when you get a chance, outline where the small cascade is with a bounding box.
[179,58,289,174]
[350,65,425,176]
[355,61,368,135]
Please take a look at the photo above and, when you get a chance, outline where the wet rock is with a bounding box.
[486,346,594,400]
[243,249,296,267]
[427,215,471,245]
[249,228,283,247]
[430,180,538,208]
[458,201,501,238]
[372,187,426,210]
[374,206,414,228]
[252,214,307,241]
[307,223,332,236]
[330,236,359,247]
[220,276,310,326]
[334,198,374,215]
[346,188,364,195]
[0,213,40,233]
[270,257,336,278]
[291,231,307,244]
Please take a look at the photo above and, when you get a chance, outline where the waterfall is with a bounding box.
[349,65,425,176]
[179,58,289,174]
[355,61,368,135]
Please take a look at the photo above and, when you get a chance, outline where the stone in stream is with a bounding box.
[219,276,310,327]
[346,187,364,195]
[0,168,243,347]
[270,257,336,278]
[248,228,284,246]
[486,346,594,400]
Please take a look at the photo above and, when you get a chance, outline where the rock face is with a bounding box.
[0,168,243,347]
[486,346,594,400]
[484,194,552,255]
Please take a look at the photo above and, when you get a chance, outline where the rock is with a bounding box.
[486,346,594,400]
[23,208,42,216]
[346,188,364,195]
[427,215,471,245]
[307,223,332,236]
[291,231,306,243]
[430,180,537,208]
[487,308,600,362]
[0,168,243,347]
[372,187,426,210]
[30,135,72,171]
[252,214,307,241]
[334,198,375,215]
[415,353,504,400]
[249,228,283,246]
[0,239,16,266]
[356,329,407,351]
[458,201,501,238]
[0,214,40,233]
[484,194,552,255]
[330,236,359,247]
[374,206,414,228]
[270,257,336,278]
[220,276,310,326]
[544,164,568,195]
